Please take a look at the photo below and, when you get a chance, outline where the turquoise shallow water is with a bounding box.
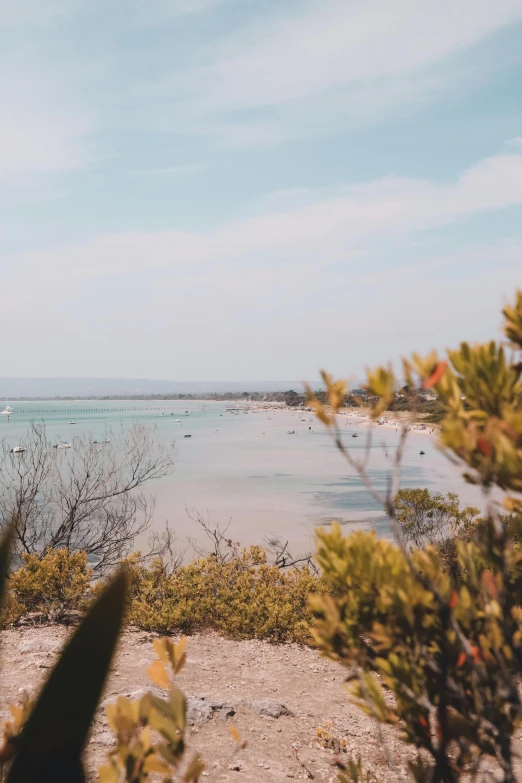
[0,401,487,554]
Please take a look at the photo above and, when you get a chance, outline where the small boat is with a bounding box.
[173,419,182,422]
[11,446,25,454]
[352,433,358,438]
[184,434,192,438]
[420,450,425,455]
[287,430,296,435]
[54,441,72,450]
[69,421,76,424]
[94,439,110,444]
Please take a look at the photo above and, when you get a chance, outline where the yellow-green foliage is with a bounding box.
[125,547,322,643]
[437,340,522,497]
[2,549,91,624]
[311,520,522,777]
[0,692,33,779]
[316,720,348,752]
[309,290,522,780]
[1,545,321,643]
[99,636,205,783]
[393,488,480,555]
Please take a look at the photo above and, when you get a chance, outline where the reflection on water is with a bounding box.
[308,488,388,512]
[0,400,486,552]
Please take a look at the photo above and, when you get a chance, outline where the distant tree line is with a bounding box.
[6,387,447,419]
[281,385,446,420]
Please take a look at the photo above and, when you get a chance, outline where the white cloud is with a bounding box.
[128,0,232,25]
[0,42,94,180]
[181,0,522,109]
[0,106,92,177]
[140,0,522,145]
[0,2,97,182]
[128,163,205,179]
[2,239,519,380]
[1,148,521,306]
[0,0,80,25]
[152,0,231,16]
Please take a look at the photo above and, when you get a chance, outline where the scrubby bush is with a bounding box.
[307,289,522,782]
[124,546,322,643]
[312,520,522,780]
[2,549,91,624]
[1,541,321,642]
[394,489,480,551]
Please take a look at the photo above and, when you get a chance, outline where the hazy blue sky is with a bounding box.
[1,0,521,382]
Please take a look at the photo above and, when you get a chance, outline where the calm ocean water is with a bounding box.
[0,401,487,554]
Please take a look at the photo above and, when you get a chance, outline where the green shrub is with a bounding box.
[307,289,522,781]
[394,489,480,551]
[1,542,321,643]
[311,520,522,779]
[125,547,322,643]
[2,549,91,625]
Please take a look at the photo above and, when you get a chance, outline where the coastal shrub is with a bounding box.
[1,543,321,642]
[308,289,522,781]
[0,588,25,628]
[394,489,480,551]
[312,521,522,780]
[0,496,490,640]
[125,547,322,643]
[393,488,482,577]
[2,549,91,625]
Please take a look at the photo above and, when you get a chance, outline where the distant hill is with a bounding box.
[0,378,305,399]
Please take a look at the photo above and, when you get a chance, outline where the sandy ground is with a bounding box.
[254,403,438,440]
[2,625,521,781]
[335,408,437,436]
[1,625,410,782]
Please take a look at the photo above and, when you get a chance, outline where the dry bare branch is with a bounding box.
[0,422,175,571]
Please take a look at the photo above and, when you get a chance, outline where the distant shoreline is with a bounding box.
[2,399,438,429]
[1,395,278,402]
